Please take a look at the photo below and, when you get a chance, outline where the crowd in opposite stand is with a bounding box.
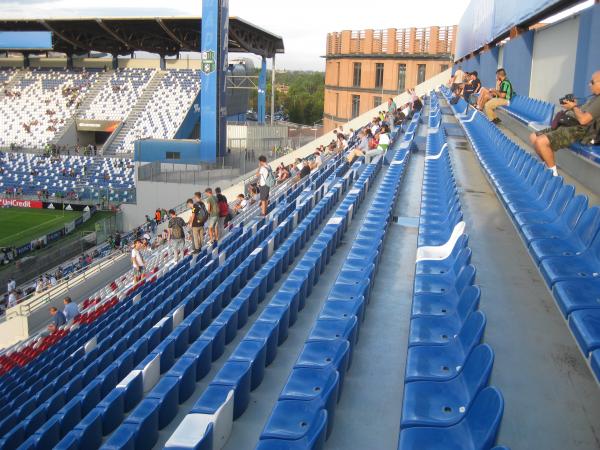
[450,66,600,177]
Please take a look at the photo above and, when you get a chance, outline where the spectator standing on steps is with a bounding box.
[63,296,79,323]
[167,209,187,263]
[257,155,276,217]
[187,193,207,254]
[204,188,220,244]
[215,187,229,233]
[131,239,145,283]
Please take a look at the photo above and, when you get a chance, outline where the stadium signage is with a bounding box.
[201,50,217,74]
[0,198,43,209]
[76,120,121,132]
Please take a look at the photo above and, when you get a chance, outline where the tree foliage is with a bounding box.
[248,70,324,125]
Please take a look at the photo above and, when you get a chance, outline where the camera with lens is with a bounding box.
[559,94,575,104]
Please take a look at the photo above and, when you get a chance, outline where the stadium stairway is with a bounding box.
[0,153,346,450]
[437,87,600,449]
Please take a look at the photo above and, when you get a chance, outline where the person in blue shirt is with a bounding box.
[48,307,66,332]
[63,296,79,323]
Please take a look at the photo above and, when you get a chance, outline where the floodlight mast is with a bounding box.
[199,0,229,162]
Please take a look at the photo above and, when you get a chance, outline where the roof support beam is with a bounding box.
[38,20,84,50]
[95,19,131,50]
[156,19,186,50]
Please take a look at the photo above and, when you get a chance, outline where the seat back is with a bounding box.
[464,387,505,449]
[563,195,589,230]
[574,206,600,247]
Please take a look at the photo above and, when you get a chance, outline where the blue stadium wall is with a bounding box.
[454,3,600,105]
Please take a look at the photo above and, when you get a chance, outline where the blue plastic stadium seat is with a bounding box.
[229,339,267,390]
[398,387,504,450]
[552,280,600,318]
[280,367,340,438]
[500,94,554,129]
[568,309,600,356]
[210,361,252,419]
[259,399,327,450]
[529,206,600,264]
[401,344,494,428]
[538,231,600,286]
[405,311,486,382]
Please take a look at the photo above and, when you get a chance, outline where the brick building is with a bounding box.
[323,26,457,131]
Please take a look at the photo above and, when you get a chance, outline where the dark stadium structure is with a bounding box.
[0,17,284,58]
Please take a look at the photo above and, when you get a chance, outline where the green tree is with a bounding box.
[247,70,324,125]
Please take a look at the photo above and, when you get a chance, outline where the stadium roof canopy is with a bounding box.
[0,17,284,58]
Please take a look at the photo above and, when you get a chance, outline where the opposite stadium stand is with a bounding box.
[0,69,100,149]
[82,69,155,121]
[441,86,600,386]
[112,69,201,154]
[0,153,135,203]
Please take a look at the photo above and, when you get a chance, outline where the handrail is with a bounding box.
[2,249,126,320]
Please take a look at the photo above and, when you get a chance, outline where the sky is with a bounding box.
[0,0,472,70]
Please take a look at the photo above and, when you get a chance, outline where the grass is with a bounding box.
[0,208,82,248]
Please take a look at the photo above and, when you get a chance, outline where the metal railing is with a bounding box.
[3,250,127,321]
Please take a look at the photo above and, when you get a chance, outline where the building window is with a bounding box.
[397,64,406,92]
[166,151,180,160]
[373,96,382,108]
[351,95,360,119]
[336,62,340,85]
[335,93,339,117]
[440,64,449,73]
[353,62,362,88]
[417,64,426,84]
[375,63,384,89]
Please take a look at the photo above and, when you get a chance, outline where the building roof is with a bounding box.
[0,17,284,58]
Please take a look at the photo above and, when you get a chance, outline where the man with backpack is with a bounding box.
[257,155,275,216]
[167,209,187,263]
[187,193,207,254]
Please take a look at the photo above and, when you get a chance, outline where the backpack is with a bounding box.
[218,199,229,217]
[170,217,185,239]
[194,202,208,226]
[263,165,276,188]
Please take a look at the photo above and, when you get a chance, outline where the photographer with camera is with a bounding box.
[529,71,600,177]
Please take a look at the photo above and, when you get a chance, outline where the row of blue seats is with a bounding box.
[257,130,414,450]
[0,228,245,411]
[0,226,261,450]
[441,86,600,385]
[57,184,334,450]
[0,156,337,396]
[161,160,367,450]
[1,159,346,449]
[499,95,554,130]
[45,156,346,448]
[399,96,506,450]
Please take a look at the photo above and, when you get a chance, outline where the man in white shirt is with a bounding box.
[8,290,17,308]
[256,155,273,216]
[7,278,16,293]
[131,239,145,283]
